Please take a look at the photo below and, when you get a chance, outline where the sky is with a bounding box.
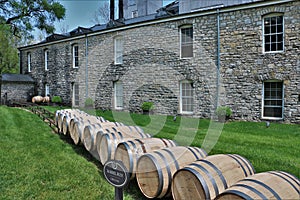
[49,0,175,35]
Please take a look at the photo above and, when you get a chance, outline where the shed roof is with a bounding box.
[1,73,35,83]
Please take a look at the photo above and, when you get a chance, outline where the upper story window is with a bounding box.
[263,14,284,53]
[180,25,193,58]
[44,49,49,71]
[72,44,79,68]
[27,52,31,72]
[262,80,284,119]
[114,37,123,64]
[180,80,194,114]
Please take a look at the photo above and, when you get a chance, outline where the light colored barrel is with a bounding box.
[72,120,85,145]
[172,154,255,200]
[32,96,44,103]
[115,138,177,179]
[83,122,119,151]
[136,146,207,198]
[98,131,152,166]
[216,171,300,200]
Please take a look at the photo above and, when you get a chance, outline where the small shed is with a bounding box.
[0,73,35,105]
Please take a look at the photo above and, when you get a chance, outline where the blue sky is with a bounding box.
[53,0,175,34]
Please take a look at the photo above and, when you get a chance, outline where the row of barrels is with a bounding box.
[55,109,300,200]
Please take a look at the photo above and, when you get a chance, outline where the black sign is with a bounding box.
[103,160,129,188]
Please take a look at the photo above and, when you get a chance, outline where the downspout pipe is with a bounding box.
[216,8,221,109]
[85,34,88,99]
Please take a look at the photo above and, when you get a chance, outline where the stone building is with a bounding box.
[18,0,299,123]
[0,73,35,104]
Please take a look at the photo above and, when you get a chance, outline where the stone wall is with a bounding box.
[1,82,35,104]
[20,0,299,123]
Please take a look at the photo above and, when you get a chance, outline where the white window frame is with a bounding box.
[180,80,194,114]
[45,84,50,96]
[261,80,284,120]
[114,81,123,109]
[44,49,49,71]
[27,52,31,72]
[72,45,79,68]
[263,13,284,53]
[180,25,193,58]
[114,37,123,64]
[73,83,80,107]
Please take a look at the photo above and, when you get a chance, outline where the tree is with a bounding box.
[0,0,65,38]
[0,24,19,74]
[91,2,110,25]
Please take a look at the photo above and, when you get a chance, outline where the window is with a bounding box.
[114,81,123,109]
[73,83,80,106]
[73,45,79,68]
[263,14,284,53]
[129,0,136,6]
[262,81,284,119]
[132,10,138,18]
[44,49,49,71]
[45,84,50,96]
[180,26,193,58]
[114,37,123,64]
[27,53,31,72]
[180,80,193,113]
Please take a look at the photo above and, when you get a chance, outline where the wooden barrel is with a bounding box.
[83,122,121,151]
[115,138,177,179]
[216,171,300,200]
[136,146,207,198]
[72,120,85,145]
[98,131,152,166]
[62,113,73,135]
[32,96,44,103]
[172,154,255,200]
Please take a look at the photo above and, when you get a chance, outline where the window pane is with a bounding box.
[263,15,284,52]
[181,81,193,113]
[263,81,283,118]
[115,82,123,108]
[181,27,193,58]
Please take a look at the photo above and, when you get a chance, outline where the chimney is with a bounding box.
[110,0,115,20]
[119,0,124,19]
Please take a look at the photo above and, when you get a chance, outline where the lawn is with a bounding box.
[1,106,299,199]
[0,106,140,200]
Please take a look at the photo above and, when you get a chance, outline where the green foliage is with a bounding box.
[141,102,154,111]
[216,106,232,117]
[51,96,62,103]
[0,0,65,38]
[0,24,19,73]
[84,98,94,107]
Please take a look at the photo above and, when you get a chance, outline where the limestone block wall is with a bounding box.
[19,0,299,123]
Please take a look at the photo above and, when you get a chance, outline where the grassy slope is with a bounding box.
[96,110,300,178]
[0,106,137,200]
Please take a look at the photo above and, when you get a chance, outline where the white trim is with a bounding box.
[261,80,284,120]
[72,44,79,68]
[44,49,49,71]
[27,52,31,72]
[19,0,293,51]
[262,13,285,53]
[114,37,123,65]
[114,81,123,109]
[45,84,50,96]
[73,83,80,107]
[180,25,193,59]
[180,80,194,114]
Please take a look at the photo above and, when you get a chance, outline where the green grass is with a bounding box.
[0,106,140,200]
[96,110,300,178]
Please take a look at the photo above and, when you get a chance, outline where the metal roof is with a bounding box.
[1,73,35,83]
